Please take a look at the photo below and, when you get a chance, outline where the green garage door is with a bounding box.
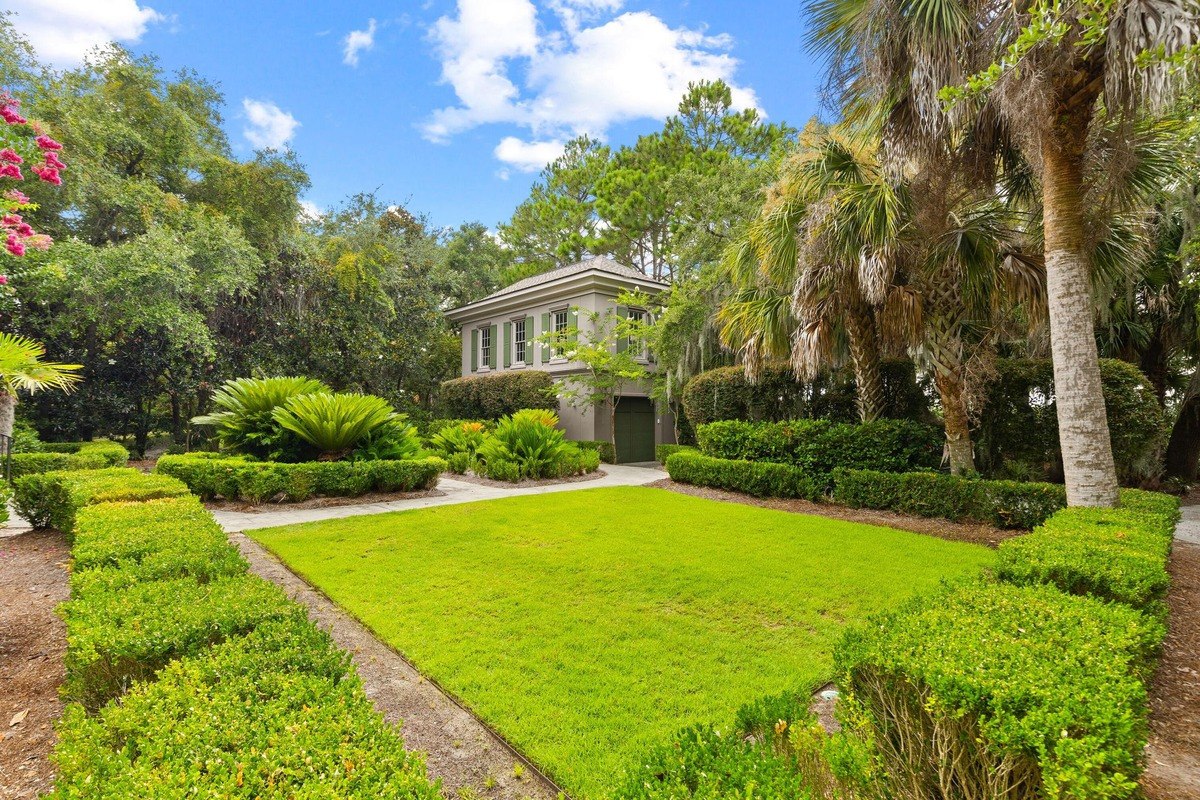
[614,397,656,463]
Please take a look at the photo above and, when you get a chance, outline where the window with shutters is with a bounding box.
[627,309,646,358]
[479,326,491,369]
[514,318,526,364]
[553,309,569,357]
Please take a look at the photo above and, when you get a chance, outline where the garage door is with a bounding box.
[614,397,656,464]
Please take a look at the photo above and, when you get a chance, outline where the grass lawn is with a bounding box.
[251,486,993,798]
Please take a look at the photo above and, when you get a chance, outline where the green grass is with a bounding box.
[251,486,992,798]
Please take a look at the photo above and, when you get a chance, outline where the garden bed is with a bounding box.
[445,468,607,489]
[203,487,445,512]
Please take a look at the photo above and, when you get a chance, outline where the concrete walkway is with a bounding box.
[1174,503,1200,545]
[211,463,668,532]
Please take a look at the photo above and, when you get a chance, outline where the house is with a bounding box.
[444,256,676,463]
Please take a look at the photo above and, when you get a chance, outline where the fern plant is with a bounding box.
[273,392,396,461]
[192,376,329,460]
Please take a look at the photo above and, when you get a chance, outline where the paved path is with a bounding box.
[1175,503,1200,545]
[211,463,668,532]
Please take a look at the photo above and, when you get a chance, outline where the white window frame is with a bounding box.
[627,308,648,359]
[514,318,527,366]
[552,308,569,358]
[479,325,491,369]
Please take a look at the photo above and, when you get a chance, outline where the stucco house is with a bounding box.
[444,256,676,463]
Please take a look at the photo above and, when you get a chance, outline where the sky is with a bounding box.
[5,0,826,230]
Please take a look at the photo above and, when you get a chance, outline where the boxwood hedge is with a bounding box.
[10,440,129,480]
[439,370,557,419]
[664,451,820,500]
[14,468,189,535]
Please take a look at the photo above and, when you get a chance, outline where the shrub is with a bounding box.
[831,468,1067,529]
[49,618,439,800]
[573,439,615,463]
[976,358,1168,485]
[10,440,130,480]
[439,370,557,419]
[665,451,820,500]
[428,421,490,458]
[415,417,493,440]
[836,580,1163,800]
[192,376,330,460]
[12,418,43,452]
[655,443,696,463]
[69,497,246,595]
[697,419,942,484]
[14,468,189,534]
[273,392,398,460]
[444,452,473,474]
[62,573,300,710]
[475,409,576,480]
[155,454,444,502]
[680,359,928,428]
[997,493,1179,613]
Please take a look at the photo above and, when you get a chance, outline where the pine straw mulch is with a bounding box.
[203,488,445,513]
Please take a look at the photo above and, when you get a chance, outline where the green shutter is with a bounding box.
[488,324,498,369]
[503,321,512,368]
[470,329,478,372]
[541,313,551,362]
[615,305,629,353]
[525,316,534,363]
[570,308,580,343]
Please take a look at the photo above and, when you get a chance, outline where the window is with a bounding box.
[627,309,646,357]
[553,309,569,357]
[480,326,491,368]
[514,318,526,364]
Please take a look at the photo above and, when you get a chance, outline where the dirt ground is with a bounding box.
[647,478,1018,547]
[0,530,68,800]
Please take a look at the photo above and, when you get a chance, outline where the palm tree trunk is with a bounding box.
[1042,118,1119,506]
[845,300,885,422]
[933,367,974,475]
[0,391,14,442]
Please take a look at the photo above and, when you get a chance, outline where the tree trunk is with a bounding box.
[1042,115,1119,506]
[1165,370,1200,480]
[0,391,15,442]
[845,300,885,422]
[934,368,974,475]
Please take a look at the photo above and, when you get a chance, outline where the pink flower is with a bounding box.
[0,149,21,164]
[5,234,25,257]
[24,235,50,251]
[0,214,20,227]
[44,152,65,170]
[0,164,23,180]
[3,190,29,204]
[34,135,62,151]
[0,107,26,126]
[0,275,8,284]
[31,165,60,185]
[15,223,32,237]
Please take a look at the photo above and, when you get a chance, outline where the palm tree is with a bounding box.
[0,333,82,443]
[807,0,1198,503]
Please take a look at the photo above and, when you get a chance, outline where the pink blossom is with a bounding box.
[15,223,32,237]
[0,107,26,126]
[24,235,50,251]
[0,275,8,284]
[3,190,29,204]
[34,135,62,151]
[31,165,60,185]
[0,149,21,164]
[0,164,23,180]
[44,152,66,170]
[5,234,24,257]
[0,214,20,227]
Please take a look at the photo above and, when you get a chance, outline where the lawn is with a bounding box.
[251,486,993,798]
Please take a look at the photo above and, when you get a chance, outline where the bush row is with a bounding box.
[664,451,819,500]
[439,370,557,419]
[696,418,941,482]
[154,454,445,502]
[14,468,190,536]
[10,440,129,480]
[46,468,439,798]
[831,468,1068,529]
[573,439,615,463]
[655,443,695,463]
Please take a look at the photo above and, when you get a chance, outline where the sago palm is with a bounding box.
[272,392,396,461]
[807,0,1199,503]
[192,376,330,459]
[0,333,82,442]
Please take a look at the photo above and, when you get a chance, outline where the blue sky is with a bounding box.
[7,1,825,230]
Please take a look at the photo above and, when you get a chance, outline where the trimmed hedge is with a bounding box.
[62,573,301,710]
[831,468,1068,529]
[69,498,247,595]
[697,419,942,483]
[665,451,819,500]
[836,580,1163,800]
[573,439,616,463]
[655,443,695,463]
[439,370,557,419]
[997,491,1179,613]
[14,468,189,535]
[155,454,445,502]
[10,440,130,480]
[680,359,928,428]
[49,618,439,800]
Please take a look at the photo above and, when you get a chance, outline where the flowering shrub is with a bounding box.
[0,90,65,277]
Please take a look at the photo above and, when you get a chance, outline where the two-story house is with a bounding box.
[444,256,676,463]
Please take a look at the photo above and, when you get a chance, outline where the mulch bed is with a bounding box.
[1143,539,1200,800]
[204,488,445,513]
[646,479,1017,548]
[446,469,607,490]
[0,529,69,799]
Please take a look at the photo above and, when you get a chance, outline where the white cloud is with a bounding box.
[343,18,377,66]
[242,99,300,150]
[494,136,566,173]
[6,0,165,66]
[422,1,758,168]
[298,200,323,222]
